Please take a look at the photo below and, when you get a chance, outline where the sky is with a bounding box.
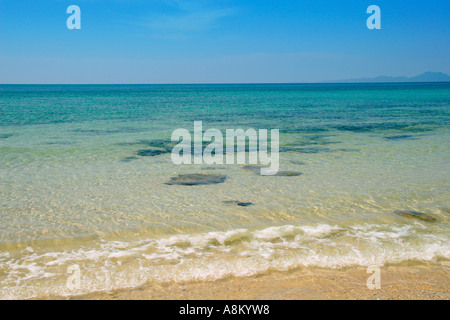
[0,0,449,84]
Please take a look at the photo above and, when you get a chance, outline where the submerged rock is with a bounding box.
[237,202,253,207]
[223,200,253,207]
[334,125,372,132]
[242,165,264,173]
[336,148,361,152]
[384,135,417,141]
[297,147,332,153]
[139,139,176,151]
[118,139,176,152]
[306,134,336,140]
[394,210,437,222]
[45,141,75,145]
[275,171,303,176]
[0,134,13,139]
[136,149,168,157]
[166,174,227,186]
[120,156,138,162]
[72,129,123,134]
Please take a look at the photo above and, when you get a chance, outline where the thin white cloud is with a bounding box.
[145,7,237,32]
[135,1,239,39]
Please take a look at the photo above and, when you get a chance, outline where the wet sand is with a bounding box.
[74,262,449,300]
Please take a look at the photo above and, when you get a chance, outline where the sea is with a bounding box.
[0,83,449,299]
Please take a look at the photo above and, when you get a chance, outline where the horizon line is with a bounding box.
[1,81,450,86]
[0,81,450,86]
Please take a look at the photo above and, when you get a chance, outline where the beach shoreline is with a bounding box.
[2,84,449,300]
[69,262,449,300]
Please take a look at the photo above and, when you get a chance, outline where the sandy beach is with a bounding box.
[72,262,449,300]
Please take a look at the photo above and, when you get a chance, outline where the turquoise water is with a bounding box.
[0,83,449,298]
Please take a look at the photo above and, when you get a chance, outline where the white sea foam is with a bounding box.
[0,222,449,299]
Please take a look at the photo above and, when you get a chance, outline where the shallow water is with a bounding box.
[0,83,449,299]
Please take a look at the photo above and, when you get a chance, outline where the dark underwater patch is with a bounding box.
[384,135,417,141]
[72,127,147,135]
[223,200,253,207]
[333,125,373,132]
[275,171,303,176]
[165,174,227,186]
[333,122,437,134]
[394,210,437,222]
[336,148,361,152]
[72,129,123,134]
[242,165,265,173]
[120,156,139,162]
[137,139,175,150]
[136,149,168,157]
[45,141,75,145]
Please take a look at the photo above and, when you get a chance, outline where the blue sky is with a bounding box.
[0,0,449,83]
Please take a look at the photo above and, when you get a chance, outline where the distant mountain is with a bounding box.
[327,72,450,83]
